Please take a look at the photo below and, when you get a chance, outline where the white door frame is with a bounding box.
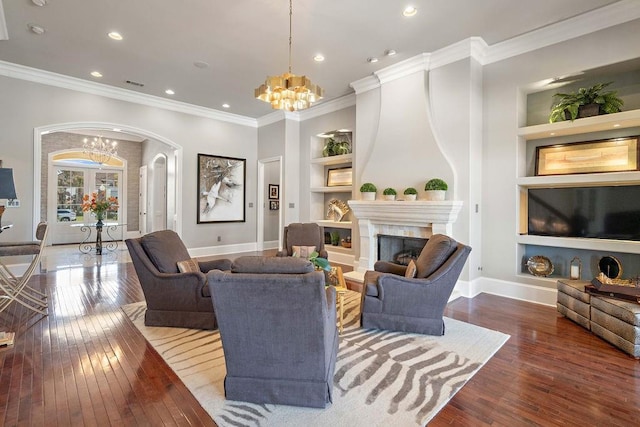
[33,121,183,240]
[139,165,148,235]
[257,156,283,251]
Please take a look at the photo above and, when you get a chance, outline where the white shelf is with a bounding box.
[315,220,352,229]
[310,153,353,165]
[517,171,640,188]
[310,186,352,193]
[517,234,640,254]
[325,245,353,254]
[518,109,640,141]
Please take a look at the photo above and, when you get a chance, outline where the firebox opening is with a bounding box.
[378,234,428,265]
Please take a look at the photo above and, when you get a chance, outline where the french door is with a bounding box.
[49,166,123,245]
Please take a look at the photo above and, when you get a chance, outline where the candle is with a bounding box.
[570,265,580,280]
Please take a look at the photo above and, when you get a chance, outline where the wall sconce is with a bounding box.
[570,256,582,280]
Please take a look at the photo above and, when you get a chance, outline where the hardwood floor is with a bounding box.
[1,253,639,426]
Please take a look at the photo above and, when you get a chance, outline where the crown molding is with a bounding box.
[430,37,488,69]
[0,60,258,128]
[0,2,8,40]
[375,53,430,85]
[296,93,356,121]
[350,75,380,95]
[256,111,287,127]
[484,0,640,64]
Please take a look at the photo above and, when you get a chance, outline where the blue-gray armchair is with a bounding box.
[361,234,471,336]
[207,256,338,408]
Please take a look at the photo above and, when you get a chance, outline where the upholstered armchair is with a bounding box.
[207,256,338,408]
[125,230,232,329]
[276,222,328,259]
[361,234,471,336]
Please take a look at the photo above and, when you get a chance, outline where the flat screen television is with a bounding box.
[527,185,640,241]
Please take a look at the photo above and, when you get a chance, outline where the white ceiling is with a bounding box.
[0,0,622,119]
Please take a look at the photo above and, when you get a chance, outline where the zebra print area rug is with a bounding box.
[122,291,508,426]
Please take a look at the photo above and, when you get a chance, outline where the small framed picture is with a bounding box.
[327,167,353,187]
[269,184,279,199]
[269,200,279,210]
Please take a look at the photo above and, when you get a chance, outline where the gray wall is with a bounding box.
[0,76,257,248]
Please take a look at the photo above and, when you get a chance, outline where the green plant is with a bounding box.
[359,182,377,192]
[330,231,341,246]
[549,82,623,123]
[308,251,331,271]
[322,137,351,157]
[383,187,397,196]
[403,187,417,195]
[425,178,448,191]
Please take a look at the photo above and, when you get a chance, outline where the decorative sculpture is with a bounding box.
[326,199,350,222]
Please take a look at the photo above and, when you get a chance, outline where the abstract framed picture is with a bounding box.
[535,136,639,176]
[197,154,246,223]
[269,184,279,200]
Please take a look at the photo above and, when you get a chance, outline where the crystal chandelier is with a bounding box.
[255,0,323,111]
[83,136,118,165]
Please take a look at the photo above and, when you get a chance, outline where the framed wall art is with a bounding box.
[535,136,639,176]
[269,184,279,199]
[269,200,279,210]
[197,154,246,223]
[327,167,353,187]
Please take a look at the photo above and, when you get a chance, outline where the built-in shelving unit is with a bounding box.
[310,131,354,265]
[517,108,640,280]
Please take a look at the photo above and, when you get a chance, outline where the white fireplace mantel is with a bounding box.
[348,200,463,273]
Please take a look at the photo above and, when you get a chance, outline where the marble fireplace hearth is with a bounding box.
[345,200,463,282]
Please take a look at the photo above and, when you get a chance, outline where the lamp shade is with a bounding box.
[0,168,17,200]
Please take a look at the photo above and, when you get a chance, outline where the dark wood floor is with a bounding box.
[1,257,639,426]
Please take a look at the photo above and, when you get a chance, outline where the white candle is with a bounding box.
[570,265,580,279]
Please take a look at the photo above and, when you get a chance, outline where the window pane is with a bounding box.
[56,169,84,222]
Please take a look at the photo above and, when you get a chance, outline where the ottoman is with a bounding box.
[557,280,591,330]
[590,296,640,358]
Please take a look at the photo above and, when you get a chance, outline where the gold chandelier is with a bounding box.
[255,0,323,111]
[83,136,118,165]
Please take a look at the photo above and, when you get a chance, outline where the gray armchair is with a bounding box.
[276,222,328,259]
[125,230,232,329]
[361,234,471,336]
[207,256,338,408]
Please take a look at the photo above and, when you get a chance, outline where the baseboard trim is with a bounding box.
[188,242,258,258]
[456,277,557,307]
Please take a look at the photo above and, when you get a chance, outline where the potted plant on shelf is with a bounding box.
[424,178,447,201]
[382,187,397,201]
[330,231,341,246]
[549,82,623,123]
[359,182,377,200]
[403,187,418,201]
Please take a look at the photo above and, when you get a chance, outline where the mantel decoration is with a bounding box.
[82,186,118,224]
[254,0,323,111]
[359,182,377,201]
[424,178,448,201]
[197,154,246,223]
[83,136,118,165]
[549,82,623,123]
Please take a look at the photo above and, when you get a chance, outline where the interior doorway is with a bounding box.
[257,157,283,251]
[150,154,167,232]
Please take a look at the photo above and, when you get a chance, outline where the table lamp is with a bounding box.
[0,168,18,229]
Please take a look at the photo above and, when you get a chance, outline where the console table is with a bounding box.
[557,280,640,357]
[71,222,125,255]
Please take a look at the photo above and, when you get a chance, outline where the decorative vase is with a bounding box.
[404,194,417,201]
[424,190,445,201]
[383,194,396,201]
[361,192,376,201]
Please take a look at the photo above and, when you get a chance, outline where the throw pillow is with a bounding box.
[177,258,200,273]
[405,259,417,278]
[292,245,316,259]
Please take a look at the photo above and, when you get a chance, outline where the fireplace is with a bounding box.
[347,200,463,274]
[378,234,428,265]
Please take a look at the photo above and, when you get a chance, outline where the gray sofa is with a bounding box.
[207,256,338,408]
[126,230,232,329]
[361,234,471,335]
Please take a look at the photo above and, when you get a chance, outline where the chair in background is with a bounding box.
[276,222,328,259]
[361,234,471,336]
[208,256,338,408]
[125,230,232,329]
[0,221,49,315]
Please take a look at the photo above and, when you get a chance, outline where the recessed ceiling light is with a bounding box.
[113,128,121,132]
[403,6,417,17]
[222,103,230,109]
[108,32,123,41]
[90,71,103,78]
[165,89,175,95]
[313,54,325,62]
[367,57,379,63]
[613,124,621,127]
[194,61,210,69]
[27,24,45,35]
[31,0,48,6]
[385,49,397,56]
